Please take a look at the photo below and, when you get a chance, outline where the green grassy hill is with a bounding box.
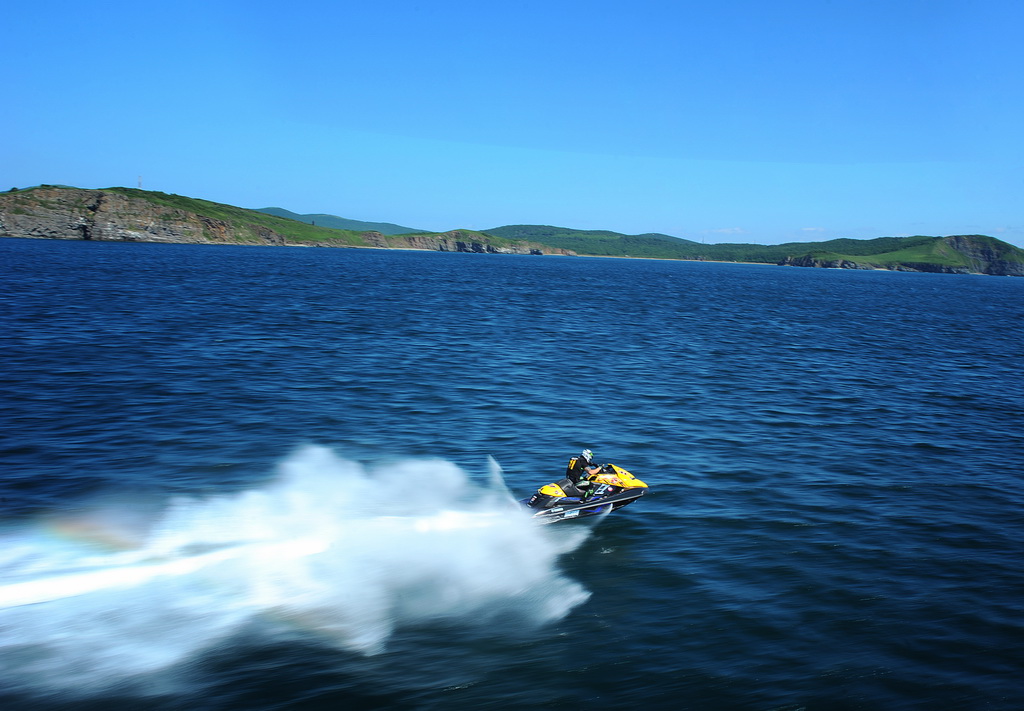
[701,236,941,263]
[784,234,1024,273]
[255,207,426,236]
[482,224,940,262]
[483,225,1024,272]
[485,225,703,258]
[103,188,374,245]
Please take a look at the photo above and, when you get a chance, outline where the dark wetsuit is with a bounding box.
[562,457,600,498]
[566,456,594,484]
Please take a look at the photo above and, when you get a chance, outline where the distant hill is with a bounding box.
[483,225,937,262]
[483,224,1024,274]
[255,207,426,236]
[485,225,702,258]
[3,186,1022,275]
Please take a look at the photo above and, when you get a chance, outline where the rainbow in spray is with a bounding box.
[0,447,591,693]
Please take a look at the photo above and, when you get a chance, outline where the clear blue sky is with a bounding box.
[4,0,1022,246]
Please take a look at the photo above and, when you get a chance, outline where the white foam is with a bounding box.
[0,446,590,692]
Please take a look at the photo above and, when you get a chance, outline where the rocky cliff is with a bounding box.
[0,187,291,245]
[777,256,873,270]
[384,230,565,255]
[0,187,573,256]
[778,235,1024,276]
[935,235,1024,276]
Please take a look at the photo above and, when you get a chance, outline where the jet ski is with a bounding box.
[521,453,649,523]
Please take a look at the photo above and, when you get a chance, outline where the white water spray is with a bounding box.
[0,447,590,693]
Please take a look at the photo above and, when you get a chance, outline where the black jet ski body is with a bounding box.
[521,461,649,523]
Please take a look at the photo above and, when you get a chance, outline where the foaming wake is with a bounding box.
[0,446,590,694]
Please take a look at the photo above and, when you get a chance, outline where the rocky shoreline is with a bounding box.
[0,188,288,246]
[0,187,572,256]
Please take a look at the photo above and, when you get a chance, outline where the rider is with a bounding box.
[567,448,603,484]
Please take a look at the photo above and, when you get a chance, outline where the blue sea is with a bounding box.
[1,237,1022,710]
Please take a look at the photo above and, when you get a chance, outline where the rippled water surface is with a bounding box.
[2,237,1023,710]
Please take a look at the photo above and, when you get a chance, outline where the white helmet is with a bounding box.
[581,449,594,462]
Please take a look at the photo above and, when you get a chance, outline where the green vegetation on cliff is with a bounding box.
[105,189,526,250]
[103,188,374,246]
[783,234,1024,274]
